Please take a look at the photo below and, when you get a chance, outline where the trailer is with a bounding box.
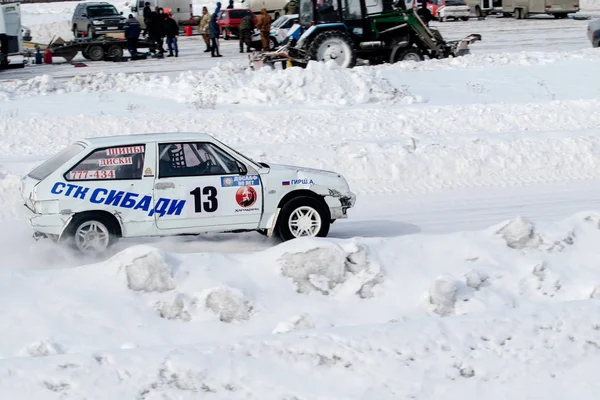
[39,36,158,62]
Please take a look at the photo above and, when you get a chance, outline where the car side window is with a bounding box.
[158,142,241,178]
[65,145,146,181]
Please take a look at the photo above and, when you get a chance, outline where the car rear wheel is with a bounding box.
[62,214,119,255]
[276,196,330,241]
[461,16,470,21]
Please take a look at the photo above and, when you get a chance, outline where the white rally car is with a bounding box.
[20,133,356,254]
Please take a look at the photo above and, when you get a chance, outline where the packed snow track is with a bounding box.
[2,1,600,398]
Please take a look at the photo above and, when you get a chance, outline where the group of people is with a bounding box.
[198,2,225,57]
[124,2,180,58]
[123,0,298,59]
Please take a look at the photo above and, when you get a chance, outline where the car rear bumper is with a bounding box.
[23,205,67,237]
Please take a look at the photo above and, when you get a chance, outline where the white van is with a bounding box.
[502,0,578,18]
[130,0,192,26]
[240,0,288,19]
[0,2,23,57]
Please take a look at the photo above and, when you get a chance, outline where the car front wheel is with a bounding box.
[276,196,330,241]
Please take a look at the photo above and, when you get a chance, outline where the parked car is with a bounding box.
[21,25,31,41]
[21,132,356,254]
[588,18,600,47]
[218,8,257,39]
[250,13,298,50]
[71,2,126,39]
[420,0,471,21]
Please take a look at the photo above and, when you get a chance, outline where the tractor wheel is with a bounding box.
[390,46,424,63]
[87,45,104,61]
[82,50,90,60]
[309,30,357,68]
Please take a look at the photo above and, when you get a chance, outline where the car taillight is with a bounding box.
[574,3,579,6]
[545,4,551,8]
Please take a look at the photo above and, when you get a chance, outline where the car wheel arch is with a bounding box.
[277,189,331,220]
[61,210,123,240]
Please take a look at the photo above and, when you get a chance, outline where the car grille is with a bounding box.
[105,19,120,25]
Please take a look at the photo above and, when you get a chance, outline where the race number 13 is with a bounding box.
[190,186,218,213]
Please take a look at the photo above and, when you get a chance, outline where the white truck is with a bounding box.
[502,0,579,18]
[129,0,193,26]
[0,2,24,69]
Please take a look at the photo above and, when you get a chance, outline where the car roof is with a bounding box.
[78,132,215,147]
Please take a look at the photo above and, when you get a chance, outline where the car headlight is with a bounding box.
[92,20,105,25]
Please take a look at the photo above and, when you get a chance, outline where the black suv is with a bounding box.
[71,2,126,39]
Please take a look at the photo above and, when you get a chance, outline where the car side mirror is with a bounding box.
[120,11,124,14]
[82,13,87,17]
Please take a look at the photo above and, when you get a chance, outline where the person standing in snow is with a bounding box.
[199,6,211,52]
[238,13,254,53]
[209,12,222,57]
[227,0,234,9]
[124,14,141,57]
[147,8,165,55]
[165,12,179,57]
[142,2,152,36]
[256,8,272,51]
[417,1,433,25]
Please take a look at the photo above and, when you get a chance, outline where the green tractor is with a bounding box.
[249,0,481,68]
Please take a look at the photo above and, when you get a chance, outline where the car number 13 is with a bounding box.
[190,186,218,213]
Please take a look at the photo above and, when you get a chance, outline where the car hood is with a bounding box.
[265,163,351,193]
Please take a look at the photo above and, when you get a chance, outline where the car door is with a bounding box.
[153,141,263,233]
[62,143,157,237]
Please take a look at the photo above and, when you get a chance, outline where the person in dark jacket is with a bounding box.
[142,2,151,36]
[147,9,165,55]
[124,14,141,56]
[227,0,234,9]
[164,12,179,57]
[238,14,254,53]
[209,12,222,57]
[417,1,433,25]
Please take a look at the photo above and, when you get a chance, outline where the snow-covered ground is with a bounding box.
[2,1,600,398]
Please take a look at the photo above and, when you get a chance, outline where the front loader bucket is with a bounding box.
[248,47,292,70]
[448,34,482,57]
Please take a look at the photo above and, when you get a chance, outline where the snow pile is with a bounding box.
[0,63,421,106]
[3,298,600,399]
[1,213,600,359]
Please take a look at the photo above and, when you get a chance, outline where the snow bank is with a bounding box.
[1,213,600,359]
[2,296,600,399]
[0,62,420,106]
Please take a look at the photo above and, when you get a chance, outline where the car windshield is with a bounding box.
[28,143,85,181]
[299,0,313,27]
[87,5,119,17]
[271,16,288,27]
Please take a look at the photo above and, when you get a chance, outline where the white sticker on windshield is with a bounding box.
[99,157,133,166]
